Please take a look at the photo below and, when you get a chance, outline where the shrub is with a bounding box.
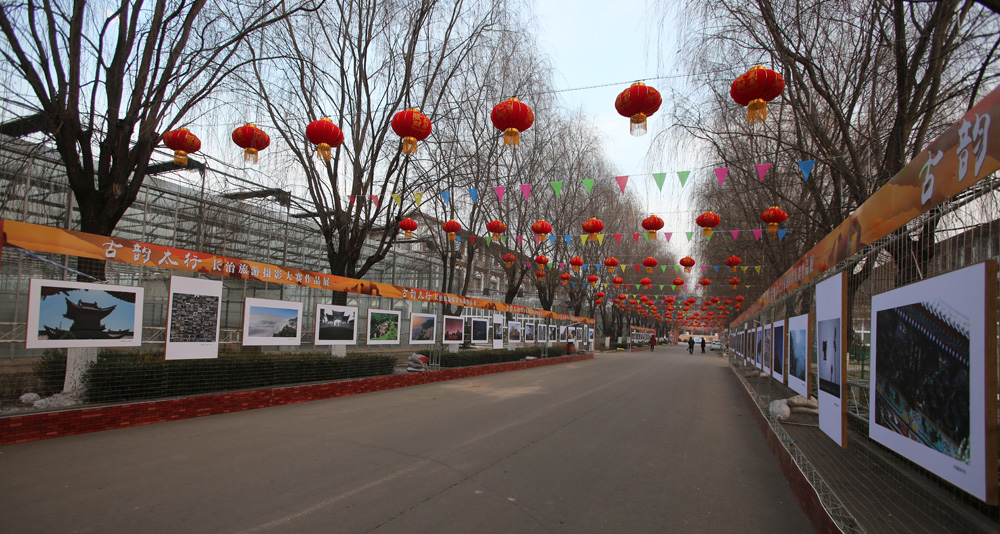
[83,351,396,404]
[434,345,569,368]
[34,349,67,396]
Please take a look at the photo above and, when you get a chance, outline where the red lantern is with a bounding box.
[491,98,534,146]
[162,128,201,166]
[570,256,584,272]
[641,215,664,240]
[680,256,696,273]
[639,295,649,302]
[696,211,721,238]
[232,123,270,163]
[535,255,549,267]
[399,218,418,238]
[710,297,720,304]
[642,257,658,273]
[728,277,741,289]
[582,217,605,242]
[391,109,432,155]
[700,278,712,288]
[536,269,546,282]
[613,276,624,289]
[615,82,662,136]
[502,253,517,268]
[761,206,788,235]
[640,277,652,289]
[306,118,344,161]
[486,220,507,239]
[531,219,553,241]
[735,296,745,303]
[560,272,572,286]
[442,219,462,241]
[730,66,785,124]
[589,275,600,288]
[604,257,620,272]
[595,291,606,299]
[724,255,742,272]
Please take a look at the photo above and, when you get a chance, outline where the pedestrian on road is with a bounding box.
[649,333,656,352]
[687,337,695,354]
[700,338,706,353]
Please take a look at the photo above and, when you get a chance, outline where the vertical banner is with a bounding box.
[166,276,222,360]
[816,272,847,448]
[786,314,810,397]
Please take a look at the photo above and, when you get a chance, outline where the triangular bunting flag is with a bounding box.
[714,167,728,186]
[798,160,815,182]
[549,235,557,244]
[455,235,461,244]
[348,195,356,205]
[485,236,492,246]
[414,192,424,207]
[755,266,762,273]
[440,191,450,205]
[469,236,476,244]
[620,265,626,272]
[777,229,788,241]
[713,266,719,272]
[391,194,402,207]
[660,265,667,273]
[644,233,651,242]
[520,184,532,200]
[652,173,667,191]
[731,230,740,240]
[582,178,595,195]
[677,171,690,187]
[571,282,576,288]
[756,164,771,182]
[664,232,672,242]
[685,231,694,241]
[596,234,605,245]
[741,266,749,273]
[559,263,565,270]
[580,235,588,245]
[550,181,563,198]
[614,175,628,194]
[658,284,664,290]
[705,234,712,242]
[674,266,681,272]
[635,265,641,273]
[632,233,640,243]
[614,234,623,244]
[700,265,707,272]
[369,195,380,207]
[493,186,505,202]
[467,189,478,203]
[752,230,763,241]
[564,235,573,245]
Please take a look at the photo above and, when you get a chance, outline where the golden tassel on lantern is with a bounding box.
[244,148,258,164]
[504,128,520,146]
[448,232,456,241]
[768,223,778,235]
[404,230,412,238]
[317,143,332,161]
[703,227,713,238]
[630,113,648,136]
[173,150,188,166]
[748,99,767,123]
[402,137,418,155]
[648,230,656,240]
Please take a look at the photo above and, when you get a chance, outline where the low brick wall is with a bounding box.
[1,353,594,445]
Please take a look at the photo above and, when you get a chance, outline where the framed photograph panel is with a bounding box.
[471,318,489,344]
[538,322,548,342]
[409,312,437,345]
[314,304,358,346]
[443,315,464,344]
[243,298,303,346]
[816,272,847,447]
[508,321,522,343]
[166,276,222,359]
[771,319,786,383]
[548,325,557,343]
[26,279,144,349]
[870,261,998,504]
[762,323,772,374]
[368,309,401,345]
[787,314,811,397]
[492,314,504,349]
[523,321,536,343]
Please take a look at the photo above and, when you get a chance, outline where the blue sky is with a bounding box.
[37,288,137,332]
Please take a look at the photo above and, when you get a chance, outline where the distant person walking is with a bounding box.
[700,338,706,353]
[649,333,656,352]
[687,337,695,354]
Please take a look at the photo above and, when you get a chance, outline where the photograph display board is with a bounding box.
[787,314,810,397]
[508,321,522,343]
[368,309,401,345]
[816,272,847,447]
[242,298,303,346]
[471,318,489,344]
[538,322,547,342]
[409,313,437,345]
[548,325,557,343]
[492,314,504,349]
[166,277,222,359]
[869,261,998,504]
[442,316,464,344]
[762,323,772,374]
[524,322,536,342]
[755,327,762,368]
[26,279,144,349]
[314,304,358,346]
[771,320,786,382]
[559,326,568,342]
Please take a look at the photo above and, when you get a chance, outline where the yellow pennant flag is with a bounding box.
[580,235,588,245]
[414,192,424,207]
[620,265,626,272]
[391,194,402,207]
[754,266,762,273]
[596,234,606,245]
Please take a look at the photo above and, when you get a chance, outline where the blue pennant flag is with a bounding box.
[467,188,478,203]
[713,266,719,272]
[564,235,573,245]
[440,191,450,205]
[778,229,788,241]
[549,235,557,244]
[798,160,815,182]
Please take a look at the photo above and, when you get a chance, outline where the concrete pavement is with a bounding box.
[1,345,812,533]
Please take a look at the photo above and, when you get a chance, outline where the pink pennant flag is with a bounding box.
[348,195,356,205]
[731,230,740,240]
[756,164,771,182]
[701,265,707,272]
[632,233,640,243]
[752,230,763,241]
[369,195,380,207]
[559,263,565,270]
[715,167,729,186]
[614,175,629,194]
[664,232,672,242]
[515,235,523,245]
[493,186,506,202]
[614,234,623,244]
[520,184,532,200]
[525,261,531,268]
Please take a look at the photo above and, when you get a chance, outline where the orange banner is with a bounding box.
[1,219,593,324]
[735,84,1000,325]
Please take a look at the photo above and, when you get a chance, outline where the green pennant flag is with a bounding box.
[485,236,492,247]
[674,265,681,272]
[685,231,694,241]
[706,234,712,242]
[658,284,664,290]
[582,178,595,195]
[660,265,667,273]
[501,236,508,245]
[644,233,651,242]
[550,181,563,198]
[652,173,667,191]
[677,171,690,187]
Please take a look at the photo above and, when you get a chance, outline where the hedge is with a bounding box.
[431,346,568,368]
[83,351,396,404]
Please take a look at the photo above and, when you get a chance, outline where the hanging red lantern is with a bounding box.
[729,277,741,290]
[570,256,584,272]
[231,123,270,163]
[615,82,662,136]
[723,299,732,305]
[604,257,620,272]
[724,255,742,272]
[595,291,606,299]
[442,219,462,241]
[735,296,745,303]
[391,109,432,155]
[761,206,788,235]
[696,211,721,238]
[640,277,652,289]
[531,219,553,241]
[710,297,720,304]
[699,278,712,288]
[582,217,605,242]
[639,295,649,302]
[305,118,344,161]
[536,269,546,282]
[613,276,624,289]
[502,253,517,268]
[642,257,658,273]
[399,218,418,238]
[162,128,201,166]
[560,272,572,286]
[680,256,696,273]
[535,255,549,268]
[486,220,507,239]
[589,275,601,288]
[491,98,534,146]
[641,215,664,240]
[730,66,785,124]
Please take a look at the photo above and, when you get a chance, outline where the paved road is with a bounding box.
[1,345,812,533]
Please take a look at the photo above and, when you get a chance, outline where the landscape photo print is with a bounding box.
[242,298,303,346]
[26,279,144,349]
[314,304,358,346]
